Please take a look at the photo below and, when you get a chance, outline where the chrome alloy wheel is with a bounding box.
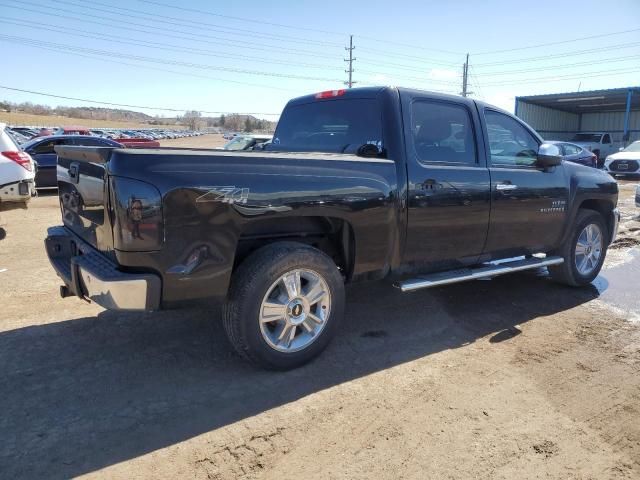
[575,223,603,276]
[259,269,331,353]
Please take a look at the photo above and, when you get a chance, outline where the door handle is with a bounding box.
[496,183,517,191]
[421,179,442,191]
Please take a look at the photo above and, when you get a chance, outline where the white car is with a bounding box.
[0,123,36,211]
[603,140,640,177]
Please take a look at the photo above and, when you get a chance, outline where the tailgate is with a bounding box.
[55,146,117,255]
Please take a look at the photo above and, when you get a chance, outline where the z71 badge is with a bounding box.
[196,186,249,204]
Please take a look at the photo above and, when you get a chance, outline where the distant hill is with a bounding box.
[0,100,166,124]
[0,100,277,131]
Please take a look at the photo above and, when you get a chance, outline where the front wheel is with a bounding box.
[549,209,608,286]
[222,242,345,370]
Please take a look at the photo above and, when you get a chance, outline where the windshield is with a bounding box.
[622,142,640,153]
[5,127,26,146]
[224,136,253,151]
[572,133,602,142]
[269,98,382,154]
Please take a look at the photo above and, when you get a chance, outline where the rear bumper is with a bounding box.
[45,226,161,311]
[0,179,36,205]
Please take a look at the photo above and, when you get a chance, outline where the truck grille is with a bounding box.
[609,159,639,172]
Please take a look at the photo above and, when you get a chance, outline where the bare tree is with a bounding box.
[224,114,244,132]
[183,110,202,130]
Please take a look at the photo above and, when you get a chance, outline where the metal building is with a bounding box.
[515,87,639,146]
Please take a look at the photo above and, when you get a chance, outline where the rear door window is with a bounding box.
[270,99,382,154]
[73,137,113,147]
[32,139,74,154]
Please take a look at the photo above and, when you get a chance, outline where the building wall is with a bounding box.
[516,100,640,144]
[516,101,579,140]
[581,110,640,143]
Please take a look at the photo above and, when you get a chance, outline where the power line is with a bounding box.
[355,34,462,56]
[0,2,340,60]
[475,53,640,76]
[356,46,460,66]
[16,43,296,92]
[0,85,282,115]
[358,58,453,74]
[480,66,640,87]
[137,0,465,60]
[48,0,343,48]
[472,26,640,55]
[0,34,344,82]
[137,0,344,36]
[474,41,640,67]
[467,65,486,101]
[357,69,461,85]
[3,18,343,71]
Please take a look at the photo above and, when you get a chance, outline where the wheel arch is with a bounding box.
[234,216,356,281]
[577,198,616,244]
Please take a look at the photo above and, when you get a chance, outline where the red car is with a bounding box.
[53,126,92,136]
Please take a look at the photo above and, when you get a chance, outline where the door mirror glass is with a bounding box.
[537,143,562,167]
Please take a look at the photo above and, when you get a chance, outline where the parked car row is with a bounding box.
[20,135,124,188]
[7,125,205,144]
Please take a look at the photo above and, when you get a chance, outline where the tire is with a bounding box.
[549,209,608,287]
[222,242,345,370]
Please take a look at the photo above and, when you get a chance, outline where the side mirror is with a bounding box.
[537,143,562,168]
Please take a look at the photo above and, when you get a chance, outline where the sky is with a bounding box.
[1,0,639,120]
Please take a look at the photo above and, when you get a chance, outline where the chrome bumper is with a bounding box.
[45,226,161,311]
[610,208,620,245]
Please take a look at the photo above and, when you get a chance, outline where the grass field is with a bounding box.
[0,111,183,129]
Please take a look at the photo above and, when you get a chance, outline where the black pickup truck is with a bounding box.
[46,87,620,369]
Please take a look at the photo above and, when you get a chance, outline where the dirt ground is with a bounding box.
[159,133,228,149]
[0,166,639,478]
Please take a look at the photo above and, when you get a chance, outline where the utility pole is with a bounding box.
[344,34,356,88]
[461,53,469,97]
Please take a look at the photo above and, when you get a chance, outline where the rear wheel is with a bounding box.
[549,209,607,286]
[222,242,345,370]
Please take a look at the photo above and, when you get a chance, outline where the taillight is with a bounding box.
[315,89,346,99]
[2,151,33,171]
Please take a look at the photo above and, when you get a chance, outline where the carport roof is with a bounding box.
[517,87,640,114]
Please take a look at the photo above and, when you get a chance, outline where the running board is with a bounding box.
[395,256,564,293]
